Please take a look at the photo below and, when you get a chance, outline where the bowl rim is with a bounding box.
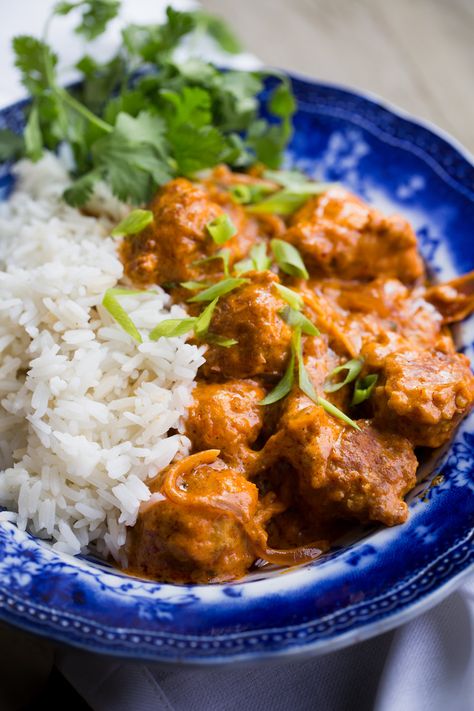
[0,72,473,664]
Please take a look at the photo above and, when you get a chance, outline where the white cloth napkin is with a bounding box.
[55,576,474,711]
[2,3,473,710]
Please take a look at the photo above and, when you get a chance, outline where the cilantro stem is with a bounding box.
[56,87,113,134]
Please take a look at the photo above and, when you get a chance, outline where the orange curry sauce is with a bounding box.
[120,165,474,583]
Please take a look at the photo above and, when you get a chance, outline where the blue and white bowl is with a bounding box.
[0,74,473,663]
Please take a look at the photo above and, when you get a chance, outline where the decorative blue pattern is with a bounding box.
[0,74,473,663]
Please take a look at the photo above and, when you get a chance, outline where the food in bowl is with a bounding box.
[1,156,473,584]
[1,4,473,585]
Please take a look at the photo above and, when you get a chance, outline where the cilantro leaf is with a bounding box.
[55,1,121,40]
[12,35,57,95]
[76,53,125,113]
[171,125,226,174]
[63,170,100,206]
[162,87,212,129]
[122,7,196,62]
[91,131,171,203]
[115,111,168,156]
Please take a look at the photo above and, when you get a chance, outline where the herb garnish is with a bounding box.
[274,283,304,310]
[192,248,231,277]
[352,374,378,405]
[279,305,319,336]
[102,287,144,342]
[230,183,273,205]
[111,209,153,237]
[234,242,272,274]
[206,215,237,245]
[187,277,248,303]
[324,358,364,393]
[6,4,296,205]
[259,334,297,406]
[270,239,309,280]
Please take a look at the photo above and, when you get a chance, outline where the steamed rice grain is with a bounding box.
[0,154,205,562]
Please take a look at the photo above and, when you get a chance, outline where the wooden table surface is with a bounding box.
[202,0,474,153]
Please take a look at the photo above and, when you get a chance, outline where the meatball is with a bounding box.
[283,187,424,283]
[258,406,417,526]
[122,178,255,286]
[127,452,259,583]
[374,349,474,447]
[201,270,293,379]
[186,379,266,472]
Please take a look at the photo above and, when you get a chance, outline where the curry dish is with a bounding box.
[120,166,474,584]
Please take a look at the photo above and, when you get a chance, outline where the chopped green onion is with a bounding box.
[259,342,296,405]
[263,169,310,188]
[230,184,251,204]
[102,288,143,343]
[271,239,309,279]
[149,318,196,340]
[233,243,271,274]
[206,214,237,244]
[274,284,304,310]
[293,328,359,429]
[230,183,274,205]
[324,358,364,393]
[233,258,253,275]
[193,248,231,276]
[249,242,272,271]
[279,305,319,336]
[111,209,153,237]
[180,281,214,291]
[188,277,248,303]
[104,287,145,296]
[248,183,334,215]
[194,298,218,336]
[318,396,360,429]
[205,333,238,348]
[352,374,378,405]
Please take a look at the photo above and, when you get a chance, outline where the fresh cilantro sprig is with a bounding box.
[54,0,121,40]
[6,4,297,206]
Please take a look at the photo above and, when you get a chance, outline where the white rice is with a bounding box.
[0,154,205,563]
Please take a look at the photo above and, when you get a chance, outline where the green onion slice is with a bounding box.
[194,298,218,337]
[205,333,238,348]
[248,183,334,216]
[271,239,309,279]
[206,214,237,244]
[193,248,231,276]
[324,358,364,393]
[111,209,153,237]
[233,243,271,274]
[274,284,304,310]
[293,328,359,429]
[180,281,213,291]
[352,374,378,405]
[233,258,253,275]
[259,344,296,405]
[149,318,197,340]
[318,396,360,429]
[279,305,319,336]
[102,288,143,343]
[230,183,274,205]
[249,242,272,271]
[188,277,248,303]
[263,169,310,188]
